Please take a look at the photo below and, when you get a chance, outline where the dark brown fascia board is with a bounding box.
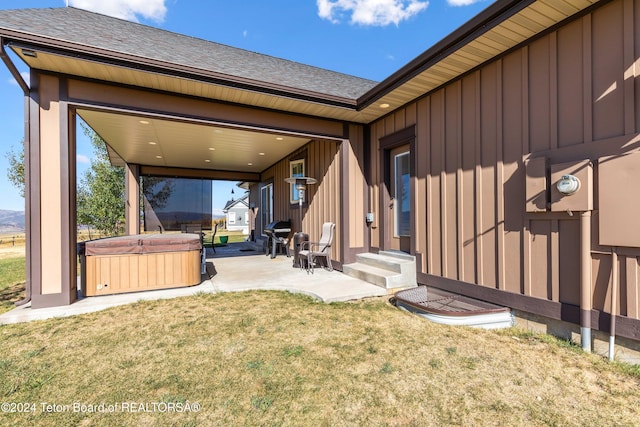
[1,32,359,110]
[0,37,28,93]
[356,0,534,109]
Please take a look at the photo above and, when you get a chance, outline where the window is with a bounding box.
[142,177,212,232]
[261,183,273,235]
[228,211,236,225]
[289,159,305,204]
[394,152,410,237]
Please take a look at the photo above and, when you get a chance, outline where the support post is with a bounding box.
[125,163,140,235]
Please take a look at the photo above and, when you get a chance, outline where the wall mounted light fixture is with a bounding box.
[284,176,316,232]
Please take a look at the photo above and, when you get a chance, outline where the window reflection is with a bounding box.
[395,153,410,237]
[142,177,212,232]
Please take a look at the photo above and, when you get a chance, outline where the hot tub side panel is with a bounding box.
[84,250,201,296]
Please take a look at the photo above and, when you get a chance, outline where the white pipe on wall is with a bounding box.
[580,211,592,352]
[609,248,619,361]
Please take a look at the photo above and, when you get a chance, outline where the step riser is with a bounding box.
[355,253,416,272]
[343,252,418,290]
[353,256,416,283]
[342,265,410,289]
[343,265,388,287]
[355,254,404,273]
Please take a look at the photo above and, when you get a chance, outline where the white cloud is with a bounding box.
[447,0,481,5]
[68,0,167,23]
[317,0,428,26]
[7,71,30,87]
[77,154,91,164]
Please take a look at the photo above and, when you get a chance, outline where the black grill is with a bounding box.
[264,220,292,258]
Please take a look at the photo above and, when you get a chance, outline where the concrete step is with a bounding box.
[343,251,417,290]
[343,263,407,289]
[378,250,416,262]
[355,252,414,274]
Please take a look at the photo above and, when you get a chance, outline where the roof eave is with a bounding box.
[1,30,360,109]
[357,0,533,109]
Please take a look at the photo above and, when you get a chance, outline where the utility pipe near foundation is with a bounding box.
[609,248,619,361]
[580,211,592,353]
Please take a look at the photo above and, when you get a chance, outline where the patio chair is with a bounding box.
[299,222,335,274]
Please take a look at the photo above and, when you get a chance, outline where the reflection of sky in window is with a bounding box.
[395,153,411,236]
[291,161,304,201]
[401,173,410,212]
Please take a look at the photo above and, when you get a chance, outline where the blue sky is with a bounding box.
[0,0,492,211]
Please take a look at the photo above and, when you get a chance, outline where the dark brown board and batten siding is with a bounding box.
[369,0,640,337]
[261,139,344,265]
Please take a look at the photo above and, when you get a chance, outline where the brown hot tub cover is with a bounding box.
[83,233,201,256]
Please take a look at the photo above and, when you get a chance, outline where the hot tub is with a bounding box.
[79,234,202,296]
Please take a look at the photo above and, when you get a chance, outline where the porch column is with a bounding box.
[125,163,140,235]
[339,125,368,265]
[29,72,77,308]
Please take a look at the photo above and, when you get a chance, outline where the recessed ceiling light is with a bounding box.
[208,147,216,151]
[155,155,162,159]
[247,162,253,166]
[259,152,265,156]
[379,103,390,109]
[276,137,284,141]
[139,120,150,124]
[205,159,211,163]
[148,141,157,145]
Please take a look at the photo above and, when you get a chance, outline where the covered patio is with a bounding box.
[0,6,378,309]
[0,243,387,324]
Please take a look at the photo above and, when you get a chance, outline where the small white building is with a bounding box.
[223,193,249,234]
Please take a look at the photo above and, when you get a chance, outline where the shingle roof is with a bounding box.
[223,193,249,212]
[0,7,377,100]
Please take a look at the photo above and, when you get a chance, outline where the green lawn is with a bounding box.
[0,257,25,291]
[204,230,247,246]
[0,257,26,314]
[0,291,639,426]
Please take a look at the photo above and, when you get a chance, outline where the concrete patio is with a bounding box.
[0,242,387,324]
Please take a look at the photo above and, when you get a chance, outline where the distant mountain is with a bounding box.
[0,210,25,233]
[0,209,224,233]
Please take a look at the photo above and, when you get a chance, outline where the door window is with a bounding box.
[394,152,410,237]
[260,183,273,235]
[289,159,305,203]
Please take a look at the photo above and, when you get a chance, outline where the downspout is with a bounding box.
[609,247,618,361]
[0,39,32,306]
[580,211,592,352]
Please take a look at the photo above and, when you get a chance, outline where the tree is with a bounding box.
[76,124,125,236]
[4,125,126,237]
[5,140,25,198]
[141,176,174,210]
